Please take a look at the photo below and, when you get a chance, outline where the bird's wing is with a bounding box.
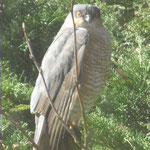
[30,27,89,149]
[30,28,88,114]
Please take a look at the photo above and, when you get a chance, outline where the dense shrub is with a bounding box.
[2,118,33,150]
[2,0,150,149]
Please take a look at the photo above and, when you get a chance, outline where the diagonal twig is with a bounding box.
[1,111,41,150]
[22,22,85,149]
[70,1,88,149]
[111,58,128,80]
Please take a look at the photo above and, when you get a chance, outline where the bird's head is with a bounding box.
[64,4,102,29]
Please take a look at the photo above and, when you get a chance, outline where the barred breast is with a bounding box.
[70,26,111,125]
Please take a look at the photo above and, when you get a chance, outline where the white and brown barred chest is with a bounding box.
[70,27,111,124]
[81,28,111,107]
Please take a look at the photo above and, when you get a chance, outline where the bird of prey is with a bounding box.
[30,4,111,150]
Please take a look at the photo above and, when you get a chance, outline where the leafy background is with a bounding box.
[1,0,150,149]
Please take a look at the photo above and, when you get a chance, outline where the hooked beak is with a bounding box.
[85,14,93,23]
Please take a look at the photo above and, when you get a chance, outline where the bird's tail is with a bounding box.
[33,114,50,150]
[33,113,81,150]
[58,126,81,150]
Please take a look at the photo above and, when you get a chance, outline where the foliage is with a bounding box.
[99,0,150,130]
[87,109,150,150]
[2,117,33,150]
[2,0,150,149]
[2,61,33,112]
[1,61,34,149]
[2,0,67,82]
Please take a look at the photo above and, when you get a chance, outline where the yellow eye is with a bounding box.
[77,12,82,17]
[95,12,99,17]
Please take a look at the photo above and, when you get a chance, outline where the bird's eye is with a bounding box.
[95,12,100,17]
[76,12,82,17]
[95,12,99,17]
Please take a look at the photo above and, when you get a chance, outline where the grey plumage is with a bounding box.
[31,4,111,150]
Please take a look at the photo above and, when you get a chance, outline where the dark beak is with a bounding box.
[85,14,92,23]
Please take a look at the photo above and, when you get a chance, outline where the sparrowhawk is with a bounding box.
[30,4,111,150]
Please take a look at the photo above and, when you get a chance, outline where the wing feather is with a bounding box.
[30,27,89,149]
[48,69,76,149]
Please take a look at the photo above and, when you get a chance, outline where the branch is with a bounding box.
[70,1,88,149]
[124,138,135,149]
[1,111,41,150]
[111,57,128,80]
[22,23,85,149]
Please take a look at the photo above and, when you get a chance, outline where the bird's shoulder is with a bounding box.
[41,27,89,69]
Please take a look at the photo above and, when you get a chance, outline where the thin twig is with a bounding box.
[111,57,128,80]
[124,138,135,150]
[70,1,88,149]
[1,111,41,150]
[22,23,85,149]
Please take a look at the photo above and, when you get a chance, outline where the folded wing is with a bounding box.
[30,27,89,149]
